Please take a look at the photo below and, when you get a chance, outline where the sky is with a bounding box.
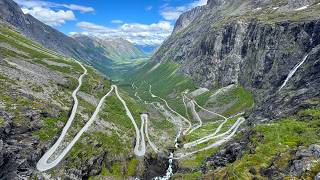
[13,0,207,46]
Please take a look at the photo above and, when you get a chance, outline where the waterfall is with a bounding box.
[154,153,174,180]
[279,54,309,91]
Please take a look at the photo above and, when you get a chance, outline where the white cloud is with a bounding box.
[14,0,94,26]
[160,0,208,21]
[77,22,115,33]
[145,6,153,11]
[63,4,94,13]
[74,21,174,46]
[22,7,75,26]
[120,21,172,32]
[111,20,124,24]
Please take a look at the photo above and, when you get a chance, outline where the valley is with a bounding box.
[0,0,320,179]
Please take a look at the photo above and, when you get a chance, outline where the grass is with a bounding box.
[194,91,212,107]
[124,61,197,97]
[32,112,68,141]
[0,24,149,178]
[182,115,240,143]
[127,158,139,176]
[214,108,320,179]
[0,117,4,125]
[98,157,140,178]
[206,85,254,117]
[173,171,203,180]
[179,147,219,169]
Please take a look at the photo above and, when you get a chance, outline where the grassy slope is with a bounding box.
[212,106,320,179]
[0,24,147,178]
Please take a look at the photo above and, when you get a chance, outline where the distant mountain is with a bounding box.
[0,0,112,71]
[134,44,159,55]
[72,35,146,63]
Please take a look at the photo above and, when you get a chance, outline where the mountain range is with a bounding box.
[0,0,148,73]
[0,0,320,179]
[72,35,147,63]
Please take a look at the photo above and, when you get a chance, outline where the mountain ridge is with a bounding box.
[152,0,320,122]
[72,35,147,63]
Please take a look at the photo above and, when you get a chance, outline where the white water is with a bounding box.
[279,54,309,91]
[295,5,308,11]
[154,153,174,180]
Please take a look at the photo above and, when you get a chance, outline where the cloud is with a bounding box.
[111,20,124,24]
[63,4,94,13]
[22,7,75,26]
[145,6,153,11]
[77,22,115,33]
[160,0,208,21]
[74,21,174,46]
[14,0,94,26]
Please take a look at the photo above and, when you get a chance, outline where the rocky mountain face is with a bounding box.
[72,35,146,63]
[0,0,112,68]
[153,0,320,123]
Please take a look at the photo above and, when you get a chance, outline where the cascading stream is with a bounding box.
[279,54,309,91]
[154,152,174,180]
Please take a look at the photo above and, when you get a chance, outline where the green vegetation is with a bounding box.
[127,158,139,176]
[298,108,320,119]
[182,115,240,143]
[99,90,144,130]
[214,108,320,179]
[124,61,196,97]
[173,171,203,180]
[98,158,140,178]
[32,112,68,141]
[0,117,4,125]
[68,131,128,163]
[80,67,111,99]
[150,118,175,130]
[194,91,212,107]
[0,24,147,178]
[180,148,219,169]
[212,86,254,117]
[120,61,197,117]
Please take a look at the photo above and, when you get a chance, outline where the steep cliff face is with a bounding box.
[153,0,320,122]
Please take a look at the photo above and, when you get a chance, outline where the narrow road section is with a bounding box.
[37,63,147,172]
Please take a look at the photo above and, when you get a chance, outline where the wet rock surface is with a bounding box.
[142,153,178,179]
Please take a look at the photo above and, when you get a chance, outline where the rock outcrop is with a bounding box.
[153,0,320,122]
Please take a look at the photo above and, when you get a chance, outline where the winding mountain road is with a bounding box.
[37,63,147,172]
[148,85,192,135]
[175,117,245,159]
[143,114,159,153]
[185,97,202,135]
